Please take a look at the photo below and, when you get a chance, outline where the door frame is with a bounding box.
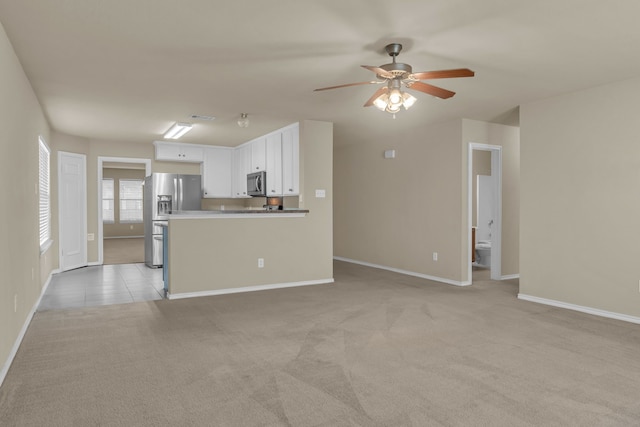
[467,143,502,281]
[97,156,151,264]
[58,151,88,271]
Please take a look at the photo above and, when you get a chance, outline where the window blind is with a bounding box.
[119,179,143,223]
[38,137,50,248]
[102,178,114,223]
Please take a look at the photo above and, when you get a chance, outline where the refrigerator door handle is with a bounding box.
[179,177,184,211]
[173,177,179,212]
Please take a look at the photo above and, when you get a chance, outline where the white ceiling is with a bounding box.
[2,0,640,147]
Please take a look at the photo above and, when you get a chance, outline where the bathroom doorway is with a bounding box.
[468,143,502,282]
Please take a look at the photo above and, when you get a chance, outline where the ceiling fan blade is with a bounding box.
[361,65,394,79]
[314,81,378,91]
[363,87,388,107]
[407,81,455,99]
[410,68,475,80]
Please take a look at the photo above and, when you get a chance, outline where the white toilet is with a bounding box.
[475,240,491,267]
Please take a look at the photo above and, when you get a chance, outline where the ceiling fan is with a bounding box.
[314,43,474,115]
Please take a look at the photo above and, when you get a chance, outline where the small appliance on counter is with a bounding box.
[264,196,283,210]
[247,171,266,197]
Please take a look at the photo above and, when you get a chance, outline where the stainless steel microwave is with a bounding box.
[247,171,266,197]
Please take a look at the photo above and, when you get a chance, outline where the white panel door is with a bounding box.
[476,174,494,242]
[58,151,87,271]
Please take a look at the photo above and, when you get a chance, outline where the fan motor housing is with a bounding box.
[380,62,412,78]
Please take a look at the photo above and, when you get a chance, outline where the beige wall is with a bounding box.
[102,168,145,238]
[0,21,51,376]
[334,119,465,282]
[334,118,519,283]
[520,76,640,318]
[168,120,333,294]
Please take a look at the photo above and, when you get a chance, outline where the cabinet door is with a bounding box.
[180,145,204,162]
[202,147,232,198]
[251,138,266,171]
[265,133,283,196]
[155,141,204,163]
[232,145,250,198]
[282,127,300,195]
[155,143,183,161]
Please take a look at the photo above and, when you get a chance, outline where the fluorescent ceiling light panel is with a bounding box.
[164,122,193,139]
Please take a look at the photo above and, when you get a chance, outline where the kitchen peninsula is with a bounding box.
[162,121,334,299]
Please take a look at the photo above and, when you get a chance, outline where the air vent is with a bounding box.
[190,114,215,121]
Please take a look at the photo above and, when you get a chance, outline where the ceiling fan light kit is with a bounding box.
[314,43,474,116]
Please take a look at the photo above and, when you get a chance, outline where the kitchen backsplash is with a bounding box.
[200,196,299,211]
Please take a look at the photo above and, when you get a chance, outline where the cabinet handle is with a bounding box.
[289,188,293,192]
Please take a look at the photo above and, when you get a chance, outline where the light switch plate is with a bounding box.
[315,189,326,198]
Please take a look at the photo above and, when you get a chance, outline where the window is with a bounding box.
[38,136,51,251]
[102,178,114,223]
[119,179,143,223]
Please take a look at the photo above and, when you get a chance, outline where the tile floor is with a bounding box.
[38,263,164,311]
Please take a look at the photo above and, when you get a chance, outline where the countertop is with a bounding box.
[168,208,309,219]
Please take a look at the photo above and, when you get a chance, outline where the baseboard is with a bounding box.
[501,274,520,280]
[104,236,144,239]
[518,293,640,325]
[168,278,335,300]
[0,272,53,388]
[334,256,471,287]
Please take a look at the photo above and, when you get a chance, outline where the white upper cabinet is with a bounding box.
[201,147,232,198]
[232,144,251,198]
[262,123,299,197]
[250,137,266,172]
[186,122,299,200]
[281,126,300,196]
[154,141,204,163]
[265,133,283,196]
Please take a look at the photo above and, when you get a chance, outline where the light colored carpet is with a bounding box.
[2,261,640,426]
[103,237,144,265]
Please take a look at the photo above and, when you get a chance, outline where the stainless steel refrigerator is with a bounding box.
[144,173,202,268]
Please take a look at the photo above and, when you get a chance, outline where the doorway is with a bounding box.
[97,157,151,265]
[468,143,502,282]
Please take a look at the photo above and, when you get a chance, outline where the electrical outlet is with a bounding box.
[258,258,264,268]
[433,252,438,261]
[87,233,95,241]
